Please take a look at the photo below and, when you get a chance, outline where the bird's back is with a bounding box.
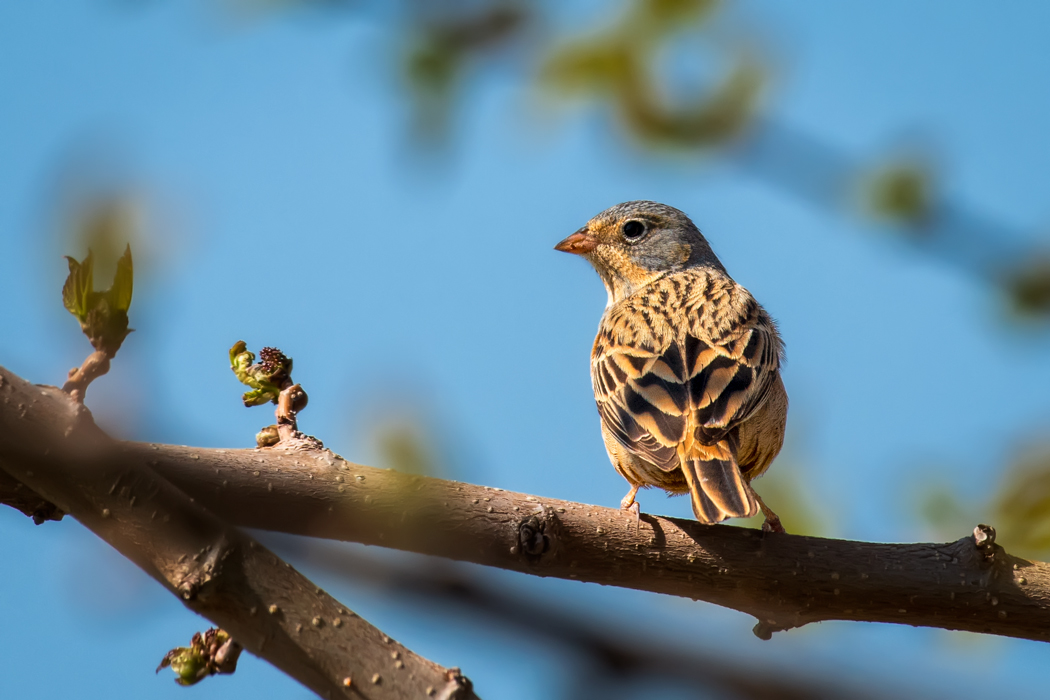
[591,267,786,503]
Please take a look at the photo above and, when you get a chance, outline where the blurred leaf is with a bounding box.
[990,445,1050,558]
[918,486,973,542]
[109,244,134,313]
[541,0,761,149]
[73,197,140,284]
[1002,256,1050,318]
[732,462,827,537]
[375,421,437,476]
[919,444,1050,558]
[630,0,720,41]
[403,4,528,140]
[620,59,762,147]
[541,40,632,95]
[864,161,934,226]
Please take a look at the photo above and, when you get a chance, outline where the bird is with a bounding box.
[555,201,788,532]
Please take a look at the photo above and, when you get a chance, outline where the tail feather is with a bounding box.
[679,442,758,524]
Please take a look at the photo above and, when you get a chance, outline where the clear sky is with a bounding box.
[3,1,1050,698]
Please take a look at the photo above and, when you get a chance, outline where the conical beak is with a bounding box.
[554,228,598,255]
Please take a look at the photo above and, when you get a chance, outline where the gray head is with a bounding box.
[554,201,725,302]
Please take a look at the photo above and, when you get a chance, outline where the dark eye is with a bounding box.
[622,220,646,241]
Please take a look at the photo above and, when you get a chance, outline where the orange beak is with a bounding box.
[554,228,598,255]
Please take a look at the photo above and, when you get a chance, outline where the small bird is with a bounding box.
[555,201,788,531]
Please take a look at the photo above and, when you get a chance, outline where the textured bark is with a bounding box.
[0,366,476,700]
[279,539,904,700]
[3,364,1050,646]
[0,468,63,523]
[142,444,1050,643]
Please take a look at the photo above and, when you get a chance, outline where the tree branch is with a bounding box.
[273,538,903,700]
[0,366,477,699]
[145,444,1050,643]
[3,363,1049,646]
[0,468,62,524]
[62,349,112,404]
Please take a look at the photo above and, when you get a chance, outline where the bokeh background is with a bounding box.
[3,1,1050,697]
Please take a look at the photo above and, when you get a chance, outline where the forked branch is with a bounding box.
[0,367,476,700]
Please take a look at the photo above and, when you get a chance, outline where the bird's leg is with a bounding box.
[620,484,641,526]
[752,490,786,534]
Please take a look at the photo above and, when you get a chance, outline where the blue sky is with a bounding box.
[3,1,1050,698]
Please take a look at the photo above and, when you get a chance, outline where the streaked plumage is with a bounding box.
[556,201,788,530]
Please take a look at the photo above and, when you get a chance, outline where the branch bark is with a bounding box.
[144,446,1050,643]
[277,538,902,700]
[0,366,477,700]
[3,363,1050,646]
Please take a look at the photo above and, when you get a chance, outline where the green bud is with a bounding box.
[229,341,290,407]
[62,245,134,356]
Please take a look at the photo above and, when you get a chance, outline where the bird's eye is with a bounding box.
[622,220,646,241]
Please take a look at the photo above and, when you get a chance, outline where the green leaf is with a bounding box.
[109,244,134,313]
[242,387,277,407]
[61,250,94,321]
[865,162,933,226]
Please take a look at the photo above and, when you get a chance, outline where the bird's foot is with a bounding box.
[620,486,641,528]
[761,514,786,534]
[753,490,786,534]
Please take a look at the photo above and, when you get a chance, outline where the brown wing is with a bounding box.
[685,318,781,446]
[593,308,781,472]
[593,336,686,472]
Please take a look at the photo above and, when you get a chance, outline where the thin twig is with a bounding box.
[61,350,111,404]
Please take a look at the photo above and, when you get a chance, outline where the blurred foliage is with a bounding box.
[990,444,1050,557]
[918,486,971,543]
[922,442,1050,559]
[374,419,438,476]
[1003,256,1050,318]
[64,195,143,285]
[192,0,1050,319]
[733,461,827,537]
[62,245,134,356]
[863,161,934,227]
[541,0,762,148]
[404,3,529,139]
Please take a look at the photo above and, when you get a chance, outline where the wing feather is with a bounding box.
[592,279,782,474]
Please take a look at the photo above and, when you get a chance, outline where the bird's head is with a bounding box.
[555,201,724,303]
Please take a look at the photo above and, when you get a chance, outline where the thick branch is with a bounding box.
[0,468,62,524]
[3,365,1050,645]
[0,366,476,700]
[276,539,901,700]
[140,445,1050,643]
